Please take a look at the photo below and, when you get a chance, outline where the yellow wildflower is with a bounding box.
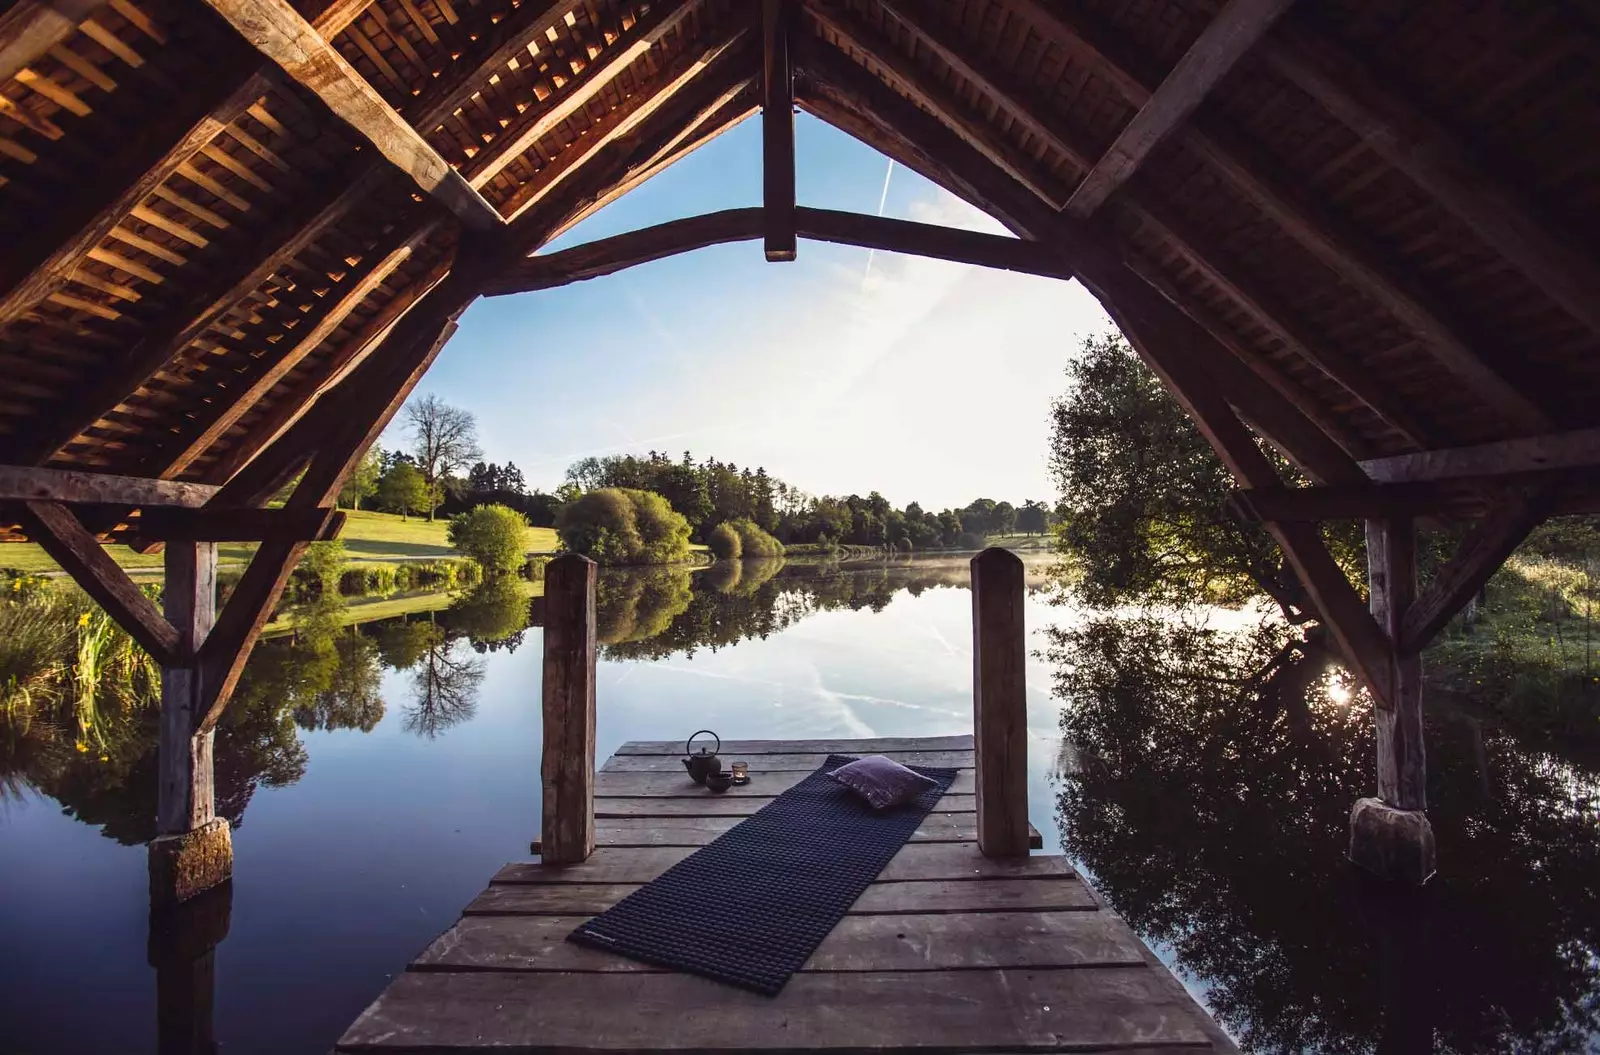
[74,741,88,753]
[99,755,109,763]
[78,612,90,627]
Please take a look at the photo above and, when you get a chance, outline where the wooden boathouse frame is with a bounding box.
[3,0,1600,906]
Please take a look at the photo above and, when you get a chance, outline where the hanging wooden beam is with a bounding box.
[1063,0,1294,217]
[136,505,344,543]
[1004,1,1554,434]
[762,0,796,261]
[0,0,108,83]
[1230,482,1465,522]
[458,0,700,192]
[1360,427,1600,484]
[796,207,1072,279]
[200,0,503,230]
[1400,493,1545,654]
[1260,20,1600,337]
[20,500,180,662]
[0,465,218,506]
[149,216,443,480]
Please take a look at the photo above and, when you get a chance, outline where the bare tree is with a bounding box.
[405,394,483,520]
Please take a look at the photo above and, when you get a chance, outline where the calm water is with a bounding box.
[2,556,1597,1054]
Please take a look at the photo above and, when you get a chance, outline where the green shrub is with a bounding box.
[448,503,530,574]
[523,555,551,581]
[729,518,783,558]
[708,522,742,560]
[339,565,397,597]
[558,488,692,565]
[955,531,986,550]
[391,558,479,592]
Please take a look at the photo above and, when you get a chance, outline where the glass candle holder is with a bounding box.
[730,761,749,783]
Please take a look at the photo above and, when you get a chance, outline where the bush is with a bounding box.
[392,558,479,592]
[955,531,986,550]
[729,518,783,558]
[708,522,742,560]
[523,555,551,581]
[448,503,530,574]
[557,488,692,565]
[339,565,397,598]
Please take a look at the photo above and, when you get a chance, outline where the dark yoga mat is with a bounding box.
[568,754,957,995]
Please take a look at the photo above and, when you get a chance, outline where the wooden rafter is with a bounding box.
[200,0,502,230]
[460,0,702,193]
[1261,19,1600,338]
[136,504,344,542]
[0,465,217,505]
[762,0,795,262]
[1005,0,1555,434]
[0,0,108,83]
[1359,427,1600,484]
[405,0,571,134]
[1063,0,1294,218]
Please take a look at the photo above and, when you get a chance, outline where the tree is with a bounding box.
[992,501,1017,536]
[376,462,430,519]
[340,449,382,510]
[405,395,483,521]
[729,518,782,557]
[1016,500,1051,535]
[557,488,692,565]
[708,522,742,560]
[447,503,530,574]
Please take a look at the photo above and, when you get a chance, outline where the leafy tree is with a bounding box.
[340,449,383,510]
[557,488,692,565]
[297,540,345,597]
[403,636,484,739]
[405,394,483,520]
[992,501,1017,536]
[708,522,742,560]
[1016,500,1051,535]
[445,578,531,647]
[447,503,529,574]
[376,462,430,520]
[729,518,782,558]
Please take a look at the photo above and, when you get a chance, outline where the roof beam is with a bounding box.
[1063,0,1294,217]
[1360,427,1600,484]
[0,0,107,83]
[1006,1,1554,433]
[0,465,218,506]
[136,504,344,542]
[14,165,398,466]
[459,0,701,191]
[1261,20,1600,337]
[762,0,796,261]
[1230,482,1469,522]
[200,0,502,230]
[406,0,570,132]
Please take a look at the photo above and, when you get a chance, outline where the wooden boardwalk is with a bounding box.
[337,735,1237,1053]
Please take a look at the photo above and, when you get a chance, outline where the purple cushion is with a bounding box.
[830,755,939,810]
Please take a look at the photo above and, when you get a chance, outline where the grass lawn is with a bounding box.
[0,508,562,577]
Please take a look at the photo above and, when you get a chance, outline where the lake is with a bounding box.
[2,555,1598,1054]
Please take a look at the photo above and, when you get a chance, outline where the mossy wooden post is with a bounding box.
[971,547,1029,857]
[541,553,597,864]
[150,540,232,904]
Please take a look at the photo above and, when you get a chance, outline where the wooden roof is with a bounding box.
[2,0,1598,500]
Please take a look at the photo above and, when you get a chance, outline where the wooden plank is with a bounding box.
[420,909,1135,973]
[1063,0,1293,217]
[1261,20,1600,337]
[157,540,217,835]
[0,465,217,506]
[468,877,1095,917]
[1360,427,1600,484]
[20,500,179,662]
[495,843,1075,886]
[594,795,976,817]
[404,0,569,133]
[615,735,976,755]
[564,813,1039,849]
[971,548,1030,858]
[335,968,1216,1051]
[596,769,979,797]
[201,0,502,229]
[542,554,598,865]
[136,505,343,542]
[761,0,795,261]
[0,0,108,84]
[1401,493,1543,654]
[601,749,974,773]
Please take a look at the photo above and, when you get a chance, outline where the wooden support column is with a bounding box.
[762,0,796,262]
[970,547,1030,858]
[540,553,598,865]
[1350,517,1435,885]
[149,540,233,905]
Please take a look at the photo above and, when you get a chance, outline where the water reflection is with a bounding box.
[1048,612,1600,1053]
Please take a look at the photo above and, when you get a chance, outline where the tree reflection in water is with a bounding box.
[1048,612,1600,1054]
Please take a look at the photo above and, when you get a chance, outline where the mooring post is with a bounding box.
[541,553,598,864]
[149,540,231,904]
[1350,517,1436,884]
[971,547,1030,857]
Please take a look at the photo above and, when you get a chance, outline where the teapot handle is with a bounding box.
[686,729,720,756]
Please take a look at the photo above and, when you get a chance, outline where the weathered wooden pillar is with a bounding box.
[971,547,1029,857]
[1350,517,1436,884]
[149,540,231,904]
[541,553,597,864]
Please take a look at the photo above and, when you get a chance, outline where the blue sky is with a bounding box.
[388,113,1114,510]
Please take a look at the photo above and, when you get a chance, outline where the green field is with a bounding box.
[0,509,561,576]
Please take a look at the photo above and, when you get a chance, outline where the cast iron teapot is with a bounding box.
[683,729,722,785]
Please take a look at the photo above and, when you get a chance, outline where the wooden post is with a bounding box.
[541,553,598,864]
[1350,517,1435,884]
[971,547,1029,857]
[761,0,796,262]
[149,541,232,904]
[148,878,231,1055]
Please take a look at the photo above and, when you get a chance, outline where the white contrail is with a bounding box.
[860,159,896,290]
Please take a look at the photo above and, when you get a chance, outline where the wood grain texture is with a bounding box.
[614,734,976,755]
[594,769,978,797]
[594,794,976,817]
[541,553,597,864]
[0,0,108,84]
[761,0,795,261]
[601,749,974,772]
[971,548,1030,857]
[1360,428,1600,483]
[0,466,217,506]
[157,540,217,835]
[1366,517,1423,806]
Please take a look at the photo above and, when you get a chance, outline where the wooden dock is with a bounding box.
[337,735,1237,1053]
